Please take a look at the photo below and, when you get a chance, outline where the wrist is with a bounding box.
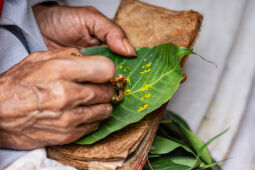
[33,1,59,20]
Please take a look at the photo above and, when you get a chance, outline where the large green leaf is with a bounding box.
[76,43,193,144]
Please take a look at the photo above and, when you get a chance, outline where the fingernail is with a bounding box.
[123,39,137,57]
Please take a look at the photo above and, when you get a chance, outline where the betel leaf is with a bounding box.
[151,136,195,156]
[76,43,193,144]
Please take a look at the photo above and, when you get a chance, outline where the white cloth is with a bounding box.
[4,149,75,170]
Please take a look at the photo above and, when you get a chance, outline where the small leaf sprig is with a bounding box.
[145,111,228,170]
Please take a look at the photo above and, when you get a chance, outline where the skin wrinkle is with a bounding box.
[0,84,15,112]
[31,84,43,111]
[0,83,25,117]
[0,113,36,132]
[32,124,75,134]
[16,81,39,113]
[35,110,61,120]
[41,7,65,49]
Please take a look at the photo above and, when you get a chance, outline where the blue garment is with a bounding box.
[0,0,48,73]
[0,0,50,168]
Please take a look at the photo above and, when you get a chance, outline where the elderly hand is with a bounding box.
[33,5,136,57]
[0,48,115,150]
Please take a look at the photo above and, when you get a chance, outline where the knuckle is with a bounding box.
[68,47,80,53]
[68,48,83,57]
[61,47,82,56]
[103,104,113,114]
[86,6,98,13]
[60,118,72,129]
[86,88,96,102]
[27,52,44,62]
[41,59,66,80]
[106,84,114,98]
[65,47,78,51]
[92,123,99,131]
[51,81,69,108]
[29,51,41,57]
[67,47,80,53]
[62,134,73,144]
[42,59,59,70]
[83,123,99,135]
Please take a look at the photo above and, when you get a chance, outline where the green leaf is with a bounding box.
[165,111,211,164]
[165,111,191,130]
[189,129,228,168]
[188,130,228,169]
[77,43,190,144]
[169,156,197,168]
[199,159,226,169]
[148,154,161,159]
[189,157,203,170]
[156,125,195,152]
[151,136,195,156]
[178,124,211,164]
[144,158,190,170]
[197,129,228,156]
[156,126,172,139]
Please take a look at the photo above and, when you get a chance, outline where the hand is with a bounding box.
[33,5,136,57]
[0,48,115,150]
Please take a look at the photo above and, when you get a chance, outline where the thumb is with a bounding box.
[90,9,136,57]
[104,26,137,57]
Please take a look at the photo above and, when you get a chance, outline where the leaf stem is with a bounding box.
[147,156,154,170]
[160,120,173,124]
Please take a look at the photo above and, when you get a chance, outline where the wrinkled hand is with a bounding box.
[0,48,115,150]
[33,5,136,57]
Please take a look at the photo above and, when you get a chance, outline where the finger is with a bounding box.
[61,122,99,145]
[34,104,112,130]
[36,81,113,110]
[4,48,84,77]
[70,29,101,48]
[74,104,113,123]
[86,7,136,57]
[43,36,66,51]
[42,54,116,83]
[97,22,137,57]
[29,48,84,62]
[23,122,99,147]
[68,83,114,106]
[83,36,101,47]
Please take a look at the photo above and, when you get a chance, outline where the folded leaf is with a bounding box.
[77,43,193,144]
